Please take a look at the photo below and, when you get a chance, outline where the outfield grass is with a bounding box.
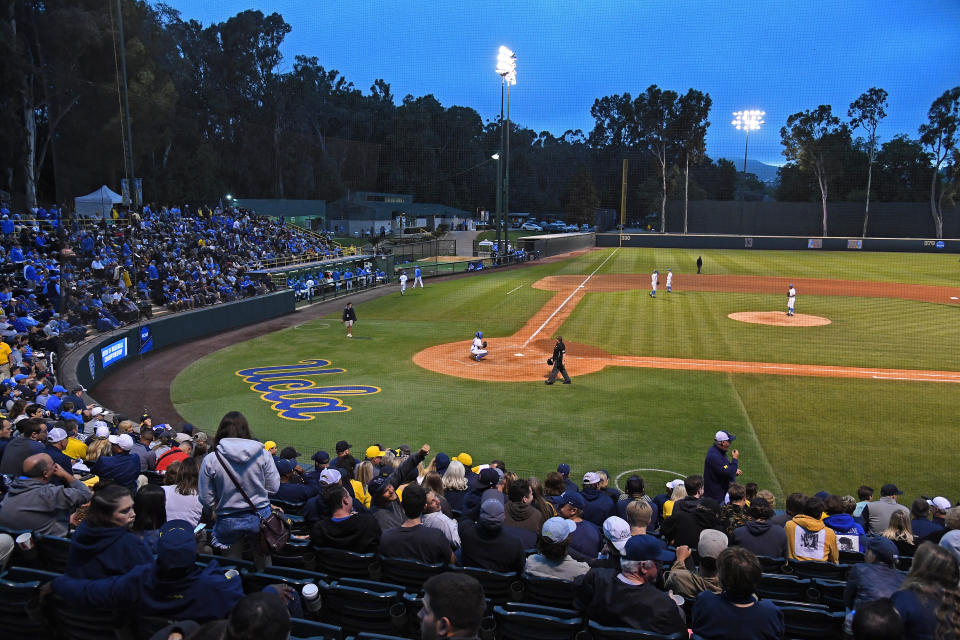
[171,247,960,503]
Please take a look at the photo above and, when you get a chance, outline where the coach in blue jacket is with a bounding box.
[703,430,741,502]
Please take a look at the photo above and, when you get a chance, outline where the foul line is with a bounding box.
[505,284,524,295]
[522,248,619,348]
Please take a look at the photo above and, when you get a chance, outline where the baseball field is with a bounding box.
[170,247,960,503]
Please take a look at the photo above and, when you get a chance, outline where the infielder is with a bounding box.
[414,266,424,288]
[650,270,659,298]
[666,269,673,293]
[399,270,408,296]
[471,331,488,361]
[787,284,796,316]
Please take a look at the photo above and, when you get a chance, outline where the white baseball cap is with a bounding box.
[714,430,736,442]
[90,406,104,417]
[601,516,631,553]
[95,425,111,439]
[47,428,68,443]
[929,497,952,511]
[175,433,192,444]
[666,479,685,489]
[583,471,601,485]
[319,469,342,485]
[108,434,134,451]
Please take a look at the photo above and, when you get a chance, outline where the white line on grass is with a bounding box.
[505,284,524,295]
[522,248,620,348]
[614,467,685,491]
[872,375,960,383]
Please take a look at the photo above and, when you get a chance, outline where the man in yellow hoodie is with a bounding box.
[784,496,838,563]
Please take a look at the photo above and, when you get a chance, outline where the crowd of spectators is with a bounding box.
[1,411,959,638]
[0,200,349,352]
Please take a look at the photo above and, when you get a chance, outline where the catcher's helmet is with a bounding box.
[476,331,483,339]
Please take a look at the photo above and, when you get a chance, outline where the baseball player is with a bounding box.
[414,266,424,288]
[666,269,673,293]
[471,331,488,361]
[650,270,659,298]
[342,302,357,338]
[399,270,408,296]
[787,284,796,316]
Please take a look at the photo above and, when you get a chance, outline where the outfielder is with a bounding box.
[399,270,408,296]
[666,269,673,293]
[787,284,796,316]
[414,266,424,288]
[650,270,659,298]
[471,331,488,361]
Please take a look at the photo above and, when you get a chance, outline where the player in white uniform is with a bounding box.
[666,269,673,293]
[787,284,796,316]
[650,270,659,298]
[471,331,488,361]
[399,271,408,296]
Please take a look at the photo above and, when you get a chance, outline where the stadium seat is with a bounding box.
[35,534,71,573]
[776,605,845,639]
[197,553,257,573]
[897,555,913,571]
[143,470,164,486]
[48,593,131,640]
[755,574,814,602]
[377,555,445,592]
[586,619,686,640]
[521,573,575,609]
[810,578,847,611]
[272,540,316,570]
[318,579,408,636]
[787,560,849,580]
[492,602,583,640]
[289,617,343,640]
[755,555,787,574]
[0,567,59,639]
[448,565,522,604]
[354,633,411,640]
[241,569,316,594]
[838,550,865,565]
[272,499,306,516]
[312,546,378,579]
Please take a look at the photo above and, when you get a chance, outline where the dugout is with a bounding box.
[517,232,595,257]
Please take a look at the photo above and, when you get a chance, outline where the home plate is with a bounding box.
[514,353,524,357]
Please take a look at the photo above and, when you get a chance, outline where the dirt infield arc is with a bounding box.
[412,274,960,384]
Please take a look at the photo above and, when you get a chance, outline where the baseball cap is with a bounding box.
[583,471,601,485]
[311,450,330,464]
[396,444,411,457]
[280,446,301,459]
[541,517,577,543]
[319,468,342,485]
[95,425,111,439]
[335,440,352,453]
[434,452,451,473]
[602,516,631,553]
[175,433,192,444]
[666,479,684,489]
[929,496,952,511]
[368,475,392,496]
[181,423,194,435]
[866,536,898,564]
[478,468,500,488]
[52,385,67,393]
[557,463,571,476]
[457,452,473,467]
[697,529,729,559]
[264,440,277,452]
[558,491,586,511]
[275,459,295,475]
[157,520,198,570]
[108,434,134,451]
[366,445,386,459]
[140,413,151,422]
[880,483,903,496]
[13,374,27,381]
[714,430,736,442]
[479,499,505,528]
[47,427,68,443]
[90,406,104,417]
[623,534,675,562]
[941,530,960,563]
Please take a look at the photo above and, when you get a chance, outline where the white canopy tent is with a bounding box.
[74,185,123,218]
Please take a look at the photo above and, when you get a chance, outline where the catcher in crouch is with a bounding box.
[471,331,488,361]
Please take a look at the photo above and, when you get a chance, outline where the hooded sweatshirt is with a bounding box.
[65,522,153,579]
[198,438,279,516]
[580,488,615,527]
[784,514,839,563]
[310,510,381,553]
[731,520,789,559]
[504,501,545,533]
[0,476,92,536]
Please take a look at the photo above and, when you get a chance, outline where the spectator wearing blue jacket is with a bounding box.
[558,491,603,559]
[580,472,615,528]
[66,484,152,579]
[92,434,141,492]
[703,430,740,503]
[823,494,868,553]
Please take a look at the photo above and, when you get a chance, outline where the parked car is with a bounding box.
[564,224,579,232]
[580,224,594,232]
[520,222,543,231]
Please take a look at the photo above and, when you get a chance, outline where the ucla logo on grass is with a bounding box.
[235,359,381,421]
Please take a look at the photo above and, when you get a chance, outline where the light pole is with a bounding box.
[731,109,764,187]
[496,46,516,263]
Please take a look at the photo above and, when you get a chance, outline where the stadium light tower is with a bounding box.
[495,46,516,261]
[732,110,765,174]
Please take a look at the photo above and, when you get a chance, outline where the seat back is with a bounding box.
[586,619,685,640]
[272,541,317,571]
[777,605,845,639]
[521,573,575,609]
[289,617,343,640]
[318,580,407,636]
[36,534,72,573]
[241,570,314,594]
[493,603,582,640]
[0,571,54,639]
[838,550,865,565]
[313,547,377,579]
[755,573,812,602]
[755,555,787,574]
[197,553,257,573]
[448,566,521,604]
[377,555,445,592]
[810,578,846,611]
[788,559,849,580]
[48,594,130,640]
[272,499,306,516]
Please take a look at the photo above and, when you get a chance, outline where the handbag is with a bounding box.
[215,449,290,554]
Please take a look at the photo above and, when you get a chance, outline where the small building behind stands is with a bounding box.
[326,191,472,236]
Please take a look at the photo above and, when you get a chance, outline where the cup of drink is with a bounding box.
[15,532,33,551]
[224,569,239,579]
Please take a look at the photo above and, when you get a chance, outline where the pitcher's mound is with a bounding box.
[729,312,831,326]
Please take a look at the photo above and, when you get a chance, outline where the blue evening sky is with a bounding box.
[163,1,960,166]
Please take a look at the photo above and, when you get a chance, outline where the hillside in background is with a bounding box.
[719,158,782,183]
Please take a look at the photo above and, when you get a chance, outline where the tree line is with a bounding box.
[2,3,957,235]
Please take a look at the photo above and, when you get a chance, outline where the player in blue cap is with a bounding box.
[470,331,488,361]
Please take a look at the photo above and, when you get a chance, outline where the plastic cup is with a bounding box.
[15,532,33,551]
[224,569,239,579]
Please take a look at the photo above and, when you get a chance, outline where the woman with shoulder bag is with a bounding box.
[198,411,281,570]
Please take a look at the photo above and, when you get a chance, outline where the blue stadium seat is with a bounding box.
[241,569,316,594]
[448,565,522,604]
[810,578,847,611]
[787,559,849,580]
[493,602,583,640]
[312,546,378,579]
[776,605,845,639]
[838,550,865,565]
[377,555,445,592]
[272,499,306,516]
[48,593,131,640]
[197,553,257,573]
[755,573,814,602]
[755,555,787,574]
[586,619,685,640]
[0,567,59,639]
[289,617,343,640]
[273,540,316,570]
[318,579,408,636]
[521,573,575,609]
[35,534,71,573]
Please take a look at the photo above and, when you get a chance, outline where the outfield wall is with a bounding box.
[518,232,595,257]
[61,290,296,393]
[597,233,960,253]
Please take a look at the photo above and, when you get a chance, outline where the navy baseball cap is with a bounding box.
[623,534,675,562]
[335,440,352,453]
[311,450,330,464]
[558,491,586,511]
[478,468,500,488]
[157,520,199,570]
[434,452,451,473]
[557,463,571,476]
[275,459,295,475]
[368,476,393,496]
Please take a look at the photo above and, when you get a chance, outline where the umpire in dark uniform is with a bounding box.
[545,335,571,385]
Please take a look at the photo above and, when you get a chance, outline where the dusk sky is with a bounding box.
[164,1,960,167]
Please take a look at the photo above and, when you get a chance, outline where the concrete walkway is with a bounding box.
[443,229,482,256]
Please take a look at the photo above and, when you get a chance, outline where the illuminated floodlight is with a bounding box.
[732,110,765,131]
[491,153,500,160]
[496,45,517,85]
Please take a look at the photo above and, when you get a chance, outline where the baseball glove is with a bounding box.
[482,341,487,348]
[547,358,554,366]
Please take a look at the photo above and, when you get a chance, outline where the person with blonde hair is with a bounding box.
[662,482,687,518]
[441,459,468,512]
[882,509,917,557]
[352,460,375,509]
[85,438,113,464]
